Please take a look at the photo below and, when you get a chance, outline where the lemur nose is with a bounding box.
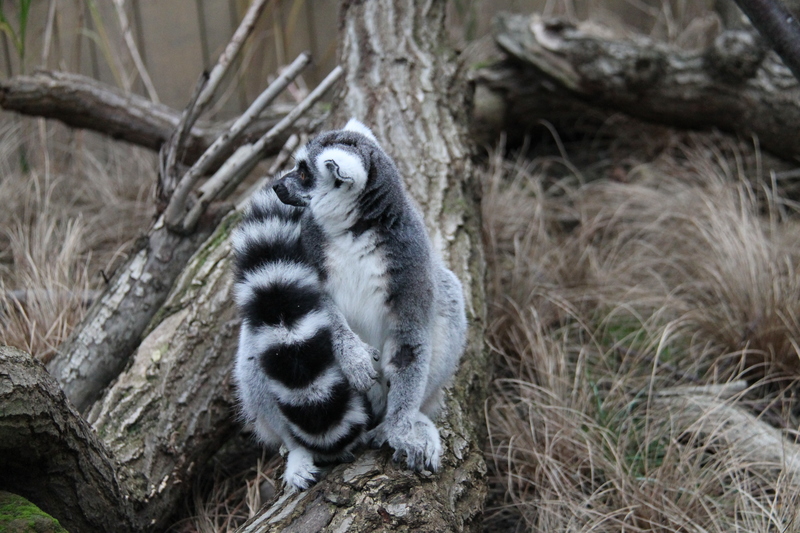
[273,181,290,202]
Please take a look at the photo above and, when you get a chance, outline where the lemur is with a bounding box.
[272,119,467,472]
[232,186,379,491]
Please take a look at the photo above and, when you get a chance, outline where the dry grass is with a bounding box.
[169,451,282,533]
[482,135,800,532]
[0,121,154,360]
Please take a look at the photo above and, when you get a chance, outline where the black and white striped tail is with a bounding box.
[232,187,370,460]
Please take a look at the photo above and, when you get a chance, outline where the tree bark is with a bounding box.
[83,212,243,531]
[488,13,800,160]
[0,346,136,533]
[237,0,489,530]
[47,208,227,413]
[0,70,323,167]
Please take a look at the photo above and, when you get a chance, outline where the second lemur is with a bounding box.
[273,119,467,472]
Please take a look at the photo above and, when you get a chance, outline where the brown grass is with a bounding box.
[482,135,800,532]
[0,122,154,361]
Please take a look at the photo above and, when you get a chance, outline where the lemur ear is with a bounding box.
[343,118,378,144]
[325,159,355,185]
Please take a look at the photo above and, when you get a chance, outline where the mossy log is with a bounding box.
[0,346,136,533]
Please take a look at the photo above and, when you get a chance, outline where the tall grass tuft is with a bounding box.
[482,139,800,532]
[0,123,154,361]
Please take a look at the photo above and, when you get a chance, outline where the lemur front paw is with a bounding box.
[341,342,379,392]
[368,413,442,472]
[283,448,319,492]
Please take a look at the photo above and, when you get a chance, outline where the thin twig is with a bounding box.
[164,52,311,228]
[41,0,57,67]
[158,72,209,205]
[185,0,270,132]
[179,65,344,233]
[733,0,800,82]
[112,0,160,103]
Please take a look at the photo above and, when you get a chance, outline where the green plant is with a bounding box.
[0,0,31,74]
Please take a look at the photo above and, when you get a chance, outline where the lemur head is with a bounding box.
[273,119,403,230]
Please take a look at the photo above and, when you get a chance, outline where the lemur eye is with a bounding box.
[299,171,306,182]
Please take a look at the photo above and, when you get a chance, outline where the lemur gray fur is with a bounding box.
[272,119,467,472]
[232,186,378,491]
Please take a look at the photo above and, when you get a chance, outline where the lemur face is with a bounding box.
[272,120,377,215]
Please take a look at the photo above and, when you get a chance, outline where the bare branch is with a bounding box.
[164,52,312,229]
[185,0,270,130]
[112,0,160,103]
[0,71,324,165]
[159,71,209,205]
[733,0,800,81]
[178,65,344,234]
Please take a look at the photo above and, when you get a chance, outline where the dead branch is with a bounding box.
[164,52,312,229]
[178,65,343,234]
[112,0,159,102]
[0,70,324,165]
[184,0,270,131]
[161,0,271,203]
[653,390,800,480]
[733,0,800,81]
[489,13,800,160]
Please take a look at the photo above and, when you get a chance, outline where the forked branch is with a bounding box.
[177,65,344,234]
[164,52,312,229]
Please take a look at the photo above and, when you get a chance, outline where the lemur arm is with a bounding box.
[326,299,378,392]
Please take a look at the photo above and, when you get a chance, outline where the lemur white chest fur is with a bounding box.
[323,228,390,351]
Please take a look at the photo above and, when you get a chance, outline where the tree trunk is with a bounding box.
[237,0,489,530]
[0,346,136,533]
[488,13,800,160]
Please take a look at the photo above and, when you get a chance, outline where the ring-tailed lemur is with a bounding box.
[272,119,467,472]
[232,186,378,491]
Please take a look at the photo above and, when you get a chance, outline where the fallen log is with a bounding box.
[487,13,800,160]
[0,346,136,533]
[653,388,800,482]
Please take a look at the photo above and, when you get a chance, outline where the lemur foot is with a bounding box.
[283,448,319,492]
[369,413,442,472]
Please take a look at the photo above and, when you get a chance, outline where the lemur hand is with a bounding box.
[339,338,379,392]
